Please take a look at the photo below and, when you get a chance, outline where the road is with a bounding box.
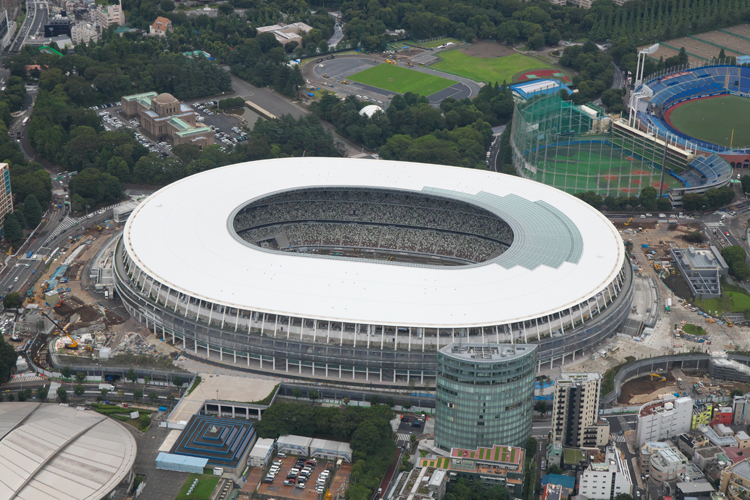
[9,0,47,52]
[327,23,344,48]
[531,419,551,437]
[612,62,625,89]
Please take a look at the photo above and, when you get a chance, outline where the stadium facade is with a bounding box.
[114,159,632,386]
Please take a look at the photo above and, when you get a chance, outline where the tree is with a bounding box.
[343,397,350,406]
[309,390,320,404]
[385,397,395,407]
[126,368,137,383]
[74,384,85,396]
[117,389,125,397]
[37,386,48,400]
[76,371,85,383]
[3,212,23,246]
[17,390,27,401]
[0,335,16,384]
[57,387,68,402]
[615,494,634,500]
[134,389,143,400]
[410,434,417,446]
[548,464,563,475]
[3,293,23,310]
[140,413,151,428]
[149,391,158,402]
[172,375,184,387]
[7,392,14,401]
[742,175,750,194]
[159,0,174,11]
[657,198,672,211]
[167,394,175,403]
[144,376,150,385]
[534,401,548,414]
[101,388,109,398]
[61,366,72,379]
[21,194,42,228]
[525,437,537,457]
[527,33,546,51]
[292,388,302,400]
[640,186,658,210]
[731,389,744,398]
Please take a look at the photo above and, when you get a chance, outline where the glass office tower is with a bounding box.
[435,343,537,451]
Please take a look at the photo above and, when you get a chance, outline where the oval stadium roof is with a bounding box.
[123,158,624,328]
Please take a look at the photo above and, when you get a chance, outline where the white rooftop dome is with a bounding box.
[359,104,383,117]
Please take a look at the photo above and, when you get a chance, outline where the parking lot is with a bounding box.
[256,455,345,500]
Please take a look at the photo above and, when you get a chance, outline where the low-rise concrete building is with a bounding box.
[641,442,689,484]
[579,447,633,500]
[255,22,312,45]
[720,459,750,500]
[678,430,711,458]
[670,246,728,298]
[675,481,715,500]
[735,431,750,450]
[696,446,730,471]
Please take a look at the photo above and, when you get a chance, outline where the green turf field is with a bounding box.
[175,474,220,500]
[526,142,681,194]
[431,51,554,83]
[418,38,461,49]
[348,64,455,96]
[668,95,750,148]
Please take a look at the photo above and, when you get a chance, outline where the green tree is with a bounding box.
[140,413,151,428]
[21,194,42,228]
[17,390,27,401]
[37,386,48,400]
[57,387,68,402]
[3,212,23,246]
[731,389,744,398]
[527,32,546,51]
[172,375,184,387]
[657,198,672,211]
[548,464,563,475]
[134,389,143,400]
[126,368,137,383]
[101,388,109,398]
[6,392,14,401]
[74,384,85,396]
[61,366,72,379]
[525,437,537,457]
[343,397,350,406]
[144,376,150,385]
[615,495,634,500]
[0,335,16,384]
[3,293,23,309]
[149,391,158,402]
[741,175,750,194]
[76,371,85,383]
[309,390,320,404]
[534,401,548,414]
[640,186,658,210]
[292,388,303,400]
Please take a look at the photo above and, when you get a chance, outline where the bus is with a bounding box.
[22,117,28,126]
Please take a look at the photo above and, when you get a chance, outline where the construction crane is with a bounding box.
[41,311,78,349]
[650,373,666,382]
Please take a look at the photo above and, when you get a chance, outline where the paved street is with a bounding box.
[9,0,48,52]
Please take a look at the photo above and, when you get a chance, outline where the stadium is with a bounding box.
[114,159,632,386]
[511,63,742,203]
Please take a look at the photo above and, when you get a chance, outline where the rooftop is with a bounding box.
[123,159,625,328]
[450,444,524,466]
[639,397,692,417]
[557,372,601,384]
[729,460,750,481]
[441,343,535,362]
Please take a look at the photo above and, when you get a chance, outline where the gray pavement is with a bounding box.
[130,422,190,500]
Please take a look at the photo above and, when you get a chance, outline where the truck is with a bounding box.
[104,290,109,299]
[99,383,115,391]
[678,378,685,389]
[665,299,670,312]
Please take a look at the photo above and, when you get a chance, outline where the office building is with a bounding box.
[93,0,125,29]
[435,343,536,451]
[44,15,72,37]
[71,22,100,44]
[0,163,12,236]
[670,246,728,298]
[579,446,633,500]
[552,372,609,448]
[121,91,213,147]
[720,459,750,500]
[733,395,749,425]
[636,397,693,447]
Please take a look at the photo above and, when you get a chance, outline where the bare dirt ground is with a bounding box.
[460,41,515,58]
[619,373,677,404]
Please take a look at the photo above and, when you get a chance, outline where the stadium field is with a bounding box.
[431,51,554,83]
[528,142,681,194]
[348,64,455,96]
[666,95,750,148]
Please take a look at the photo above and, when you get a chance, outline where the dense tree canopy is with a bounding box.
[0,335,17,384]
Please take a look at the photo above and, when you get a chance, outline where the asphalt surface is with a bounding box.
[328,23,344,48]
[9,0,47,52]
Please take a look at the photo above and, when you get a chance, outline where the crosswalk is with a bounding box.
[396,433,412,442]
[9,373,45,383]
[44,216,86,245]
[611,433,626,443]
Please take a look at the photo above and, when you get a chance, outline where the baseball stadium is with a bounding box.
[114,159,632,386]
[511,63,744,203]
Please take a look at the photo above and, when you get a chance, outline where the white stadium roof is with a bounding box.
[0,403,137,500]
[123,158,624,328]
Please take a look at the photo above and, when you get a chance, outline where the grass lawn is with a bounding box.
[175,474,220,500]
[349,64,454,96]
[418,38,461,49]
[683,323,707,335]
[668,95,750,148]
[564,448,585,464]
[431,51,553,83]
[695,291,750,315]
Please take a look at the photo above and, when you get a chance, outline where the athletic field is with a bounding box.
[348,64,454,96]
[431,52,554,83]
[526,142,681,194]
[667,95,750,148]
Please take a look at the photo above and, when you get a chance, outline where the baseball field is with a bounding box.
[666,94,750,149]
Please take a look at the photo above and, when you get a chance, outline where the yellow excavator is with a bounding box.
[624,217,633,226]
[650,373,666,382]
[42,311,78,349]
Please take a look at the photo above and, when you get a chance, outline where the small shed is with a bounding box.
[277,435,312,456]
[248,438,275,467]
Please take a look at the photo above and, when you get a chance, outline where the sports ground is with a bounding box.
[528,142,681,194]
[665,94,750,149]
[431,51,556,84]
[349,64,455,96]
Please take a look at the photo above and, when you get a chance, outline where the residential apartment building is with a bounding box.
[551,372,609,448]
[0,163,12,236]
[720,459,750,500]
[71,22,100,44]
[693,403,714,429]
[678,430,710,458]
[644,444,689,484]
[636,397,693,447]
[579,447,633,500]
[93,0,125,29]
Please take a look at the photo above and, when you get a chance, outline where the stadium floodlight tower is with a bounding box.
[629,44,660,126]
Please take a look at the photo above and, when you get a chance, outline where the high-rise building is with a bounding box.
[579,446,633,500]
[551,372,609,448]
[0,163,12,236]
[93,0,125,29]
[636,397,693,447]
[435,343,536,451]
